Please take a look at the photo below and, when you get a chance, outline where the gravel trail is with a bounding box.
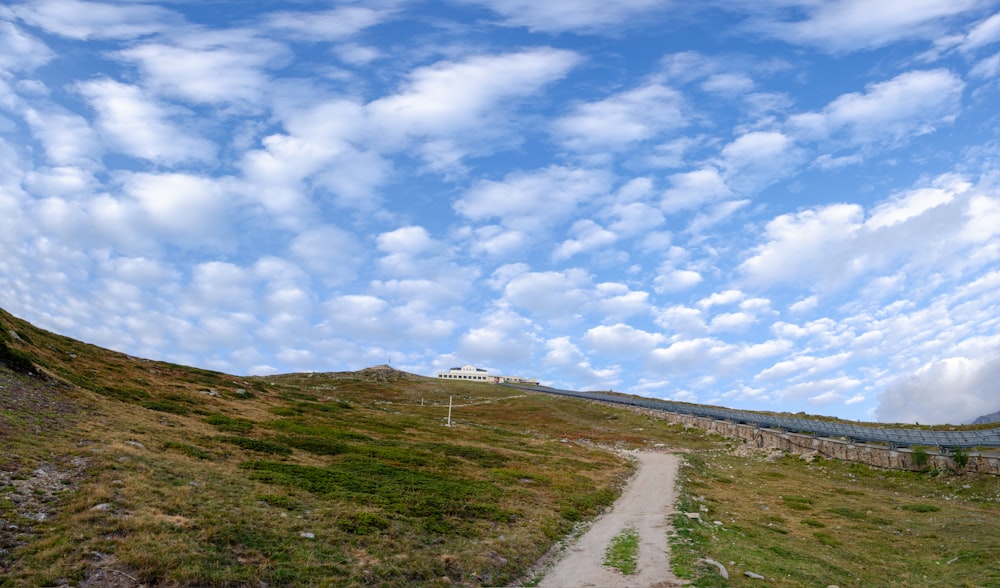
[535,451,684,588]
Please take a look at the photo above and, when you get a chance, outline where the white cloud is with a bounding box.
[788,69,965,147]
[656,305,706,335]
[608,201,666,237]
[877,355,1000,424]
[116,33,288,105]
[0,21,53,73]
[456,165,611,232]
[746,0,984,52]
[709,312,756,332]
[7,0,177,40]
[376,225,452,278]
[649,337,730,372]
[289,225,363,285]
[740,173,993,291]
[23,107,100,167]
[698,289,745,309]
[971,51,1000,78]
[368,48,580,144]
[458,309,541,364]
[661,167,732,213]
[553,219,617,260]
[654,269,702,293]
[755,352,853,382]
[77,79,215,164]
[583,323,665,355]
[700,72,754,95]
[267,5,393,41]
[789,295,819,314]
[553,83,686,151]
[120,172,235,247]
[501,269,592,323]
[457,0,671,33]
[946,11,1000,53]
[720,131,802,193]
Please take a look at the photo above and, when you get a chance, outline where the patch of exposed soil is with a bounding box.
[527,451,686,588]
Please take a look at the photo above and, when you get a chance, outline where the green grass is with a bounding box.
[604,527,639,575]
[669,451,1000,587]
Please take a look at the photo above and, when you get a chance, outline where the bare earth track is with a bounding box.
[535,451,685,588]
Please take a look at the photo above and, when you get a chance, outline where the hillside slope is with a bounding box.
[0,307,719,586]
[2,308,999,587]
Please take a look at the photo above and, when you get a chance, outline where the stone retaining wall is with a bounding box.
[636,408,1000,476]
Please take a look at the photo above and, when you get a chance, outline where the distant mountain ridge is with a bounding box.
[972,410,1000,425]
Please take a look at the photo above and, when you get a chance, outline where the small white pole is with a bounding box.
[447,396,453,427]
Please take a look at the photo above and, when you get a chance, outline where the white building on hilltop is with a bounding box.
[436,364,537,385]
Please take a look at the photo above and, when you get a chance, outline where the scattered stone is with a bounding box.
[685,513,701,521]
[699,505,708,512]
[299,532,315,539]
[91,503,111,512]
[696,558,728,579]
[745,571,765,579]
[124,441,145,450]
[200,389,221,397]
[713,520,723,526]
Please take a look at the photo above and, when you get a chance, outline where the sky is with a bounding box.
[1,0,1000,425]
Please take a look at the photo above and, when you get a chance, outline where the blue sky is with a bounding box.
[2,0,1000,425]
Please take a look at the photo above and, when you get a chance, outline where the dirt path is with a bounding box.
[535,452,684,588]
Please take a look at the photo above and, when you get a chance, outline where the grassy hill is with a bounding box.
[1,307,998,587]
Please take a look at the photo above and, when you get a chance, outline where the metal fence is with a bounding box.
[507,384,1000,449]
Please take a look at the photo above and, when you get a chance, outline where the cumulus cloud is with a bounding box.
[368,48,580,144]
[553,83,686,152]
[76,79,215,164]
[877,355,1000,424]
[744,0,984,52]
[23,107,101,167]
[719,131,802,193]
[739,173,989,291]
[6,0,179,40]
[661,167,732,213]
[456,165,611,232]
[458,309,541,364]
[289,225,363,285]
[583,323,665,355]
[788,69,965,148]
[116,32,288,105]
[456,0,671,33]
[266,5,393,41]
[553,219,617,260]
[0,21,53,73]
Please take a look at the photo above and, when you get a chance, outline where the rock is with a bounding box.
[299,532,315,539]
[200,389,221,397]
[124,441,146,450]
[91,503,111,511]
[745,571,765,579]
[685,513,701,521]
[696,558,728,580]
